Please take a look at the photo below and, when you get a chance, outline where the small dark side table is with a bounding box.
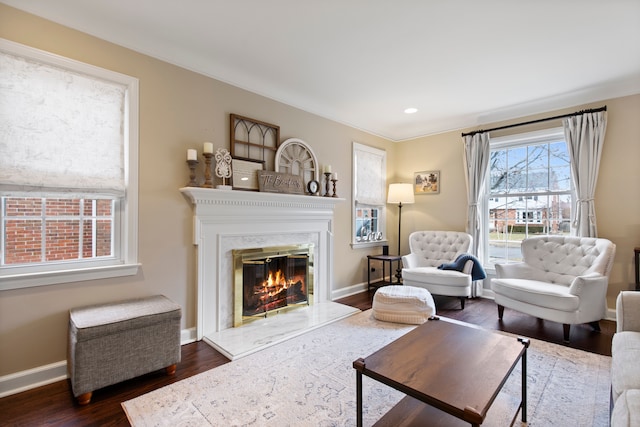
[367,254,402,291]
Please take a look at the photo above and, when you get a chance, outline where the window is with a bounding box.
[0,39,139,290]
[352,142,387,247]
[483,128,573,267]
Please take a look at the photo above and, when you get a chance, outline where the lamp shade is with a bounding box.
[387,183,415,205]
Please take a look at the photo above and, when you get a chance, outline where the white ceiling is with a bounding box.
[3,0,640,141]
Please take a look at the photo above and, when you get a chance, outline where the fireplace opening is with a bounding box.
[233,244,313,326]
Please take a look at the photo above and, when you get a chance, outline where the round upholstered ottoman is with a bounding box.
[372,285,436,324]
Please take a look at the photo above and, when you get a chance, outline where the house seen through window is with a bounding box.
[2,198,114,265]
[484,128,573,267]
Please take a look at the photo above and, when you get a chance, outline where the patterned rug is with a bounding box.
[122,310,611,426]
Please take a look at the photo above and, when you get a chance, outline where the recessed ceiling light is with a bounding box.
[404,108,418,114]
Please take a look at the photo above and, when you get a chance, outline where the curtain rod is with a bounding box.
[461,106,607,138]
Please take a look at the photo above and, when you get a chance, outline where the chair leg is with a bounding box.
[563,324,571,343]
[459,297,465,310]
[497,304,504,320]
[589,321,601,332]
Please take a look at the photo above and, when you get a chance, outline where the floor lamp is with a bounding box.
[387,183,415,281]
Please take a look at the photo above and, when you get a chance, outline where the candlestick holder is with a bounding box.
[323,172,332,197]
[202,152,214,188]
[186,159,199,187]
[331,179,338,197]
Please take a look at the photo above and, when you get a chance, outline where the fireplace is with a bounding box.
[233,244,313,326]
[179,187,344,344]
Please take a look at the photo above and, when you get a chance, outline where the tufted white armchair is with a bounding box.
[491,235,616,342]
[402,231,474,309]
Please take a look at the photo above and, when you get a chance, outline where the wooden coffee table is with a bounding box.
[353,318,529,426]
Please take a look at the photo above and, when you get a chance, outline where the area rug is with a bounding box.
[122,310,611,426]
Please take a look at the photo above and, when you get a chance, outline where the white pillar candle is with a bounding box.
[324,165,332,173]
[203,142,214,154]
[187,149,197,161]
[333,172,338,180]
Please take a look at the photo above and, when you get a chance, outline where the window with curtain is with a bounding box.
[0,39,139,290]
[352,142,387,247]
[483,128,573,267]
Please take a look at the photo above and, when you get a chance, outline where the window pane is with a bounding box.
[4,219,42,264]
[527,144,548,171]
[5,197,42,216]
[527,145,549,192]
[490,150,507,194]
[506,146,527,192]
[82,219,94,258]
[45,219,80,261]
[96,219,112,257]
[46,198,80,216]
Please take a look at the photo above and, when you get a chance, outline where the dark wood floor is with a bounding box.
[0,292,615,426]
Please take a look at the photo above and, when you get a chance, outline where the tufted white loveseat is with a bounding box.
[491,235,616,342]
[401,230,474,309]
[611,291,640,426]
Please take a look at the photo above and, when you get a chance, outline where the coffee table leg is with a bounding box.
[356,370,363,427]
[518,337,530,423]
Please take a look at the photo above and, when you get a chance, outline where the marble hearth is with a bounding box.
[180,187,358,359]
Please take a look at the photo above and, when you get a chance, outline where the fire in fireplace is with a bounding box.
[232,244,313,326]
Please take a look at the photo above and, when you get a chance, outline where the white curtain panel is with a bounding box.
[563,111,607,238]
[462,132,490,297]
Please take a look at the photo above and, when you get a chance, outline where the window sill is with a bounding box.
[351,240,389,250]
[0,263,141,291]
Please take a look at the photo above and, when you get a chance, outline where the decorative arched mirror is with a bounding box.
[274,138,319,186]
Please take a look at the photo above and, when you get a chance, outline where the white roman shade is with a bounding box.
[353,142,386,206]
[0,50,126,197]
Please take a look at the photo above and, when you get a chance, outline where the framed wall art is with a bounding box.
[414,170,440,194]
[232,158,264,191]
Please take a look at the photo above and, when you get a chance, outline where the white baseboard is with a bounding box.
[0,329,199,399]
[0,360,67,399]
[181,327,197,344]
[331,281,368,300]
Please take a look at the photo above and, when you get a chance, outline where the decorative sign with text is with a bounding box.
[257,171,305,194]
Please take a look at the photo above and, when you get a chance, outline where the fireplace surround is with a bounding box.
[180,187,345,353]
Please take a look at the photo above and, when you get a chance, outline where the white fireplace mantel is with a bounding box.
[180,187,344,341]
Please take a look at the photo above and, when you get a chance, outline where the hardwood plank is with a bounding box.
[0,293,613,426]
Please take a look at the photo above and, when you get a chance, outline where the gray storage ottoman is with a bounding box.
[67,295,181,404]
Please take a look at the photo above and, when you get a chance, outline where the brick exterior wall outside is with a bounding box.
[3,198,112,265]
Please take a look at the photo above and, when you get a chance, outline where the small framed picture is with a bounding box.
[414,170,440,194]
[232,158,264,190]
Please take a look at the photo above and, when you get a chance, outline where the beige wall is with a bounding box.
[1,3,639,379]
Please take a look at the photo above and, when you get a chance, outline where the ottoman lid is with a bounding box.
[374,285,432,306]
[69,295,181,340]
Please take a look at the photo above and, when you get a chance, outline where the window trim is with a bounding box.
[0,38,139,291]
